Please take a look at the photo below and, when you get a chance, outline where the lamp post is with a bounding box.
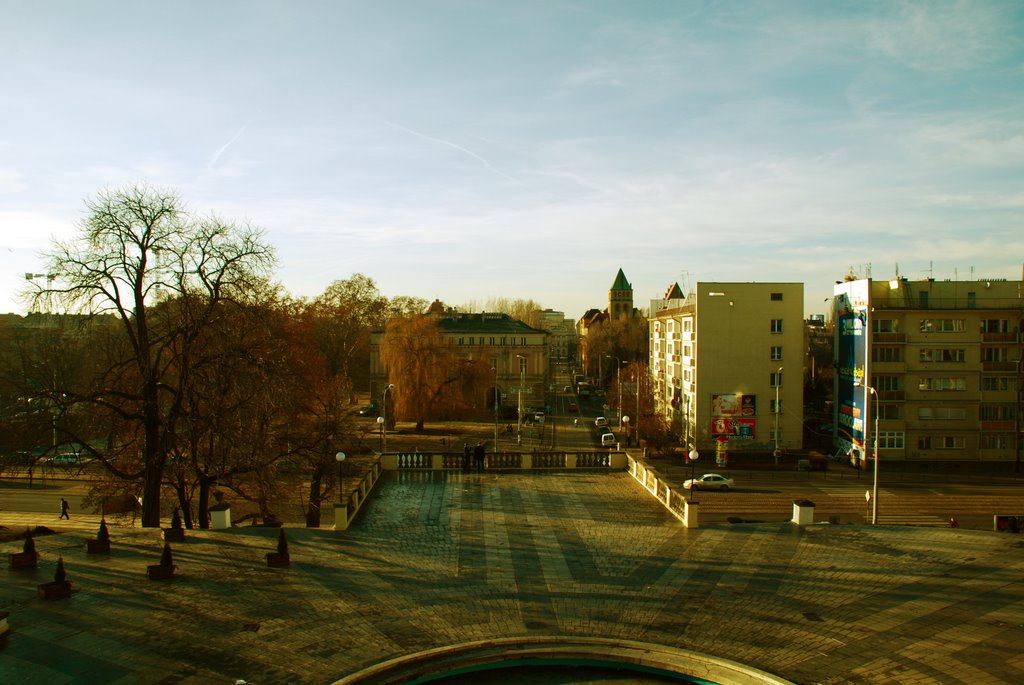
[855,379,880,525]
[493,360,499,453]
[335,451,346,504]
[516,354,525,446]
[1016,358,1022,474]
[605,355,622,427]
[687,448,699,503]
[380,383,394,452]
[635,366,641,449]
[773,366,783,465]
[622,415,629,450]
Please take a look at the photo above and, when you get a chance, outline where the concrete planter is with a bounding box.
[210,503,231,529]
[147,564,176,580]
[9,551,38,569]
[266,552,290,568]
[792,500,816,526]
[37,580,72,600]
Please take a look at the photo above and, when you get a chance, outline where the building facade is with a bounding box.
[834,277,1023,464]
[369,306,549,419]
[535,308,577,362]
[577,268,637,374]
[650,282,805,456]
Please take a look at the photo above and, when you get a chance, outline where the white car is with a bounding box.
[683,473,735,491]
[594,416,608,427]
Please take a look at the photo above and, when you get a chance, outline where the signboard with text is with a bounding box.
[711,417,756,439]
[833,280,869,456]
[711,394,756,417]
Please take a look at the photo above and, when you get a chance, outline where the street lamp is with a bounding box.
[516,354,525,446]
[774,366,783,465]
[335,451,346,504]
[621,415,629,449]
[606,355,623,427]
[493,359,499,453]
[687,448,699,503]
[380,383,394,452]
[855,378,880,525]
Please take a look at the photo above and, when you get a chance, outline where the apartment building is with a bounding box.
[650,282,804,457]
[834,277,1023,464]
[535,308,577,362]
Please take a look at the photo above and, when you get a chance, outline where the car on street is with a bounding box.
[594,416,607,427]
[683,473,735,491]
[45,452,81,466]
[566,402,578,412]
[357,403,378,416]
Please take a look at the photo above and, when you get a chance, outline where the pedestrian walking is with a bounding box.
[59,497,70,520]
[462,443,471,472]
[473,441,485,471]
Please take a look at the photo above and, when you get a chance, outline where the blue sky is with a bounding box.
[2,1,1022,319]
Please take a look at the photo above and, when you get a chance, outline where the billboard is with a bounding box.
[711,393,756,417]
[833,280,870,457]
[711,417,756,439]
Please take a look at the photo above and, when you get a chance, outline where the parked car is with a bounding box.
[600,432,616,446]
[594,416,608,427]
[566,402,578,412]
[683,473,735,491]
[357,403,378,416]
[45,452,80,466]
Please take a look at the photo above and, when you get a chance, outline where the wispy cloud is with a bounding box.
[383,120,520,184]
[206,121,251,172]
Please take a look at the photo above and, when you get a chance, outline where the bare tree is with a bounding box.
[27,184,275,527]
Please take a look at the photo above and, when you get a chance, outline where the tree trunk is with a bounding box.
[196,475,214,530]
[140,465,162,528]
[174,479,194,529]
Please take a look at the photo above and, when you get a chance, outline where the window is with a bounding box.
[770,399,782,414]
[980,405,1014,421]
[683,320,692,332]
[919,318,964,333]
[873,319,896,333]
[917,435,964,450]
[872,347,901,362]
[919,406,966,420]
[919,377,966,391]
[982,377,1012,391]
[920,348,966,363]
[770,292,783,301]
[770,371,783,387]
[982,434,1011,449]
[770,346,783,361]
[982,347,1008,362]
[982,319,1009,333]
[967,292,976,308]
[879,404,900,420]
[468,337,475,345]
[770,319,783,333]
[770,427,781,442]
[919,292,928,308]
[683,345,691,357]
[877,431,904,449]
[873,375,900,391]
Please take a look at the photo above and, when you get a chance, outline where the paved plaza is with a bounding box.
[3,468,1024,684]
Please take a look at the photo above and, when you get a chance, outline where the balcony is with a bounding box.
[982,361,1016,372]
[873,332,906,343]
[982,331,1016,343]
[878,390,905,401]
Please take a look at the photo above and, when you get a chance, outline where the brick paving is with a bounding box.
[2,468,1024,684]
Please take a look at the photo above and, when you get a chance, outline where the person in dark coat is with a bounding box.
[473,441,485,471]
[462,443,471,472]
[59,497,70,520]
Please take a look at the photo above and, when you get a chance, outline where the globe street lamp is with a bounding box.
[621,415,629,450]
[516,354,525,446]
[605,355,623,427]
[380,383,394,452]
[335,451,346,504]
[687,448,699,503]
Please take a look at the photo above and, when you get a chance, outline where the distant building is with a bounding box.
[834,277,1023,464]
[649,282,805,456]
[535,308,576,361]
[369,303,549,417]
[577,268,638,374]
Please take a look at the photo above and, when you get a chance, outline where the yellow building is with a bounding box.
[650,282,804,456]
[834,277,1023,464]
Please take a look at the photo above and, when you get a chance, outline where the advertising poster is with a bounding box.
[833,280,869,457]
[711,394,756,417]
[711,417,756,439]
[715,438,728,467]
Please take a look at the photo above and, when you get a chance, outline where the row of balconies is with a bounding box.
[870,360,1022,372]
[873,331,1024,344]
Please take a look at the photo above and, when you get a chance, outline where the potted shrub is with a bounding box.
[162,509,185,542]
[266,527,291,568]
[37,556,73,599]
[9,528,39,569]
[147,542,177,580]
[87,518,111,554]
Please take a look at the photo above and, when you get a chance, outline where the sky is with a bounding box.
[2,0,1023,320]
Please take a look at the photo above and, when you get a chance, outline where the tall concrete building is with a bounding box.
[834,277,1023,465]
[650,282,804,458]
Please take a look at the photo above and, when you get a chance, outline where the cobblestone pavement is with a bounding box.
[3,469,1024,684]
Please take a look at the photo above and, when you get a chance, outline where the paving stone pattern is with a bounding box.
[2,470,1024,684]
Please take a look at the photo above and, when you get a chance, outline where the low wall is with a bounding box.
[379,450,628,471]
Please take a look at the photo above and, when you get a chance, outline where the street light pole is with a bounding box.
[605,356,622,427]
[687,449,699,503]
[335,451,347,504]
[516,354,525,446]
[774,366,783,465]
[380,383,394,453]
[855,379,880,525]
[493,360,499,453]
